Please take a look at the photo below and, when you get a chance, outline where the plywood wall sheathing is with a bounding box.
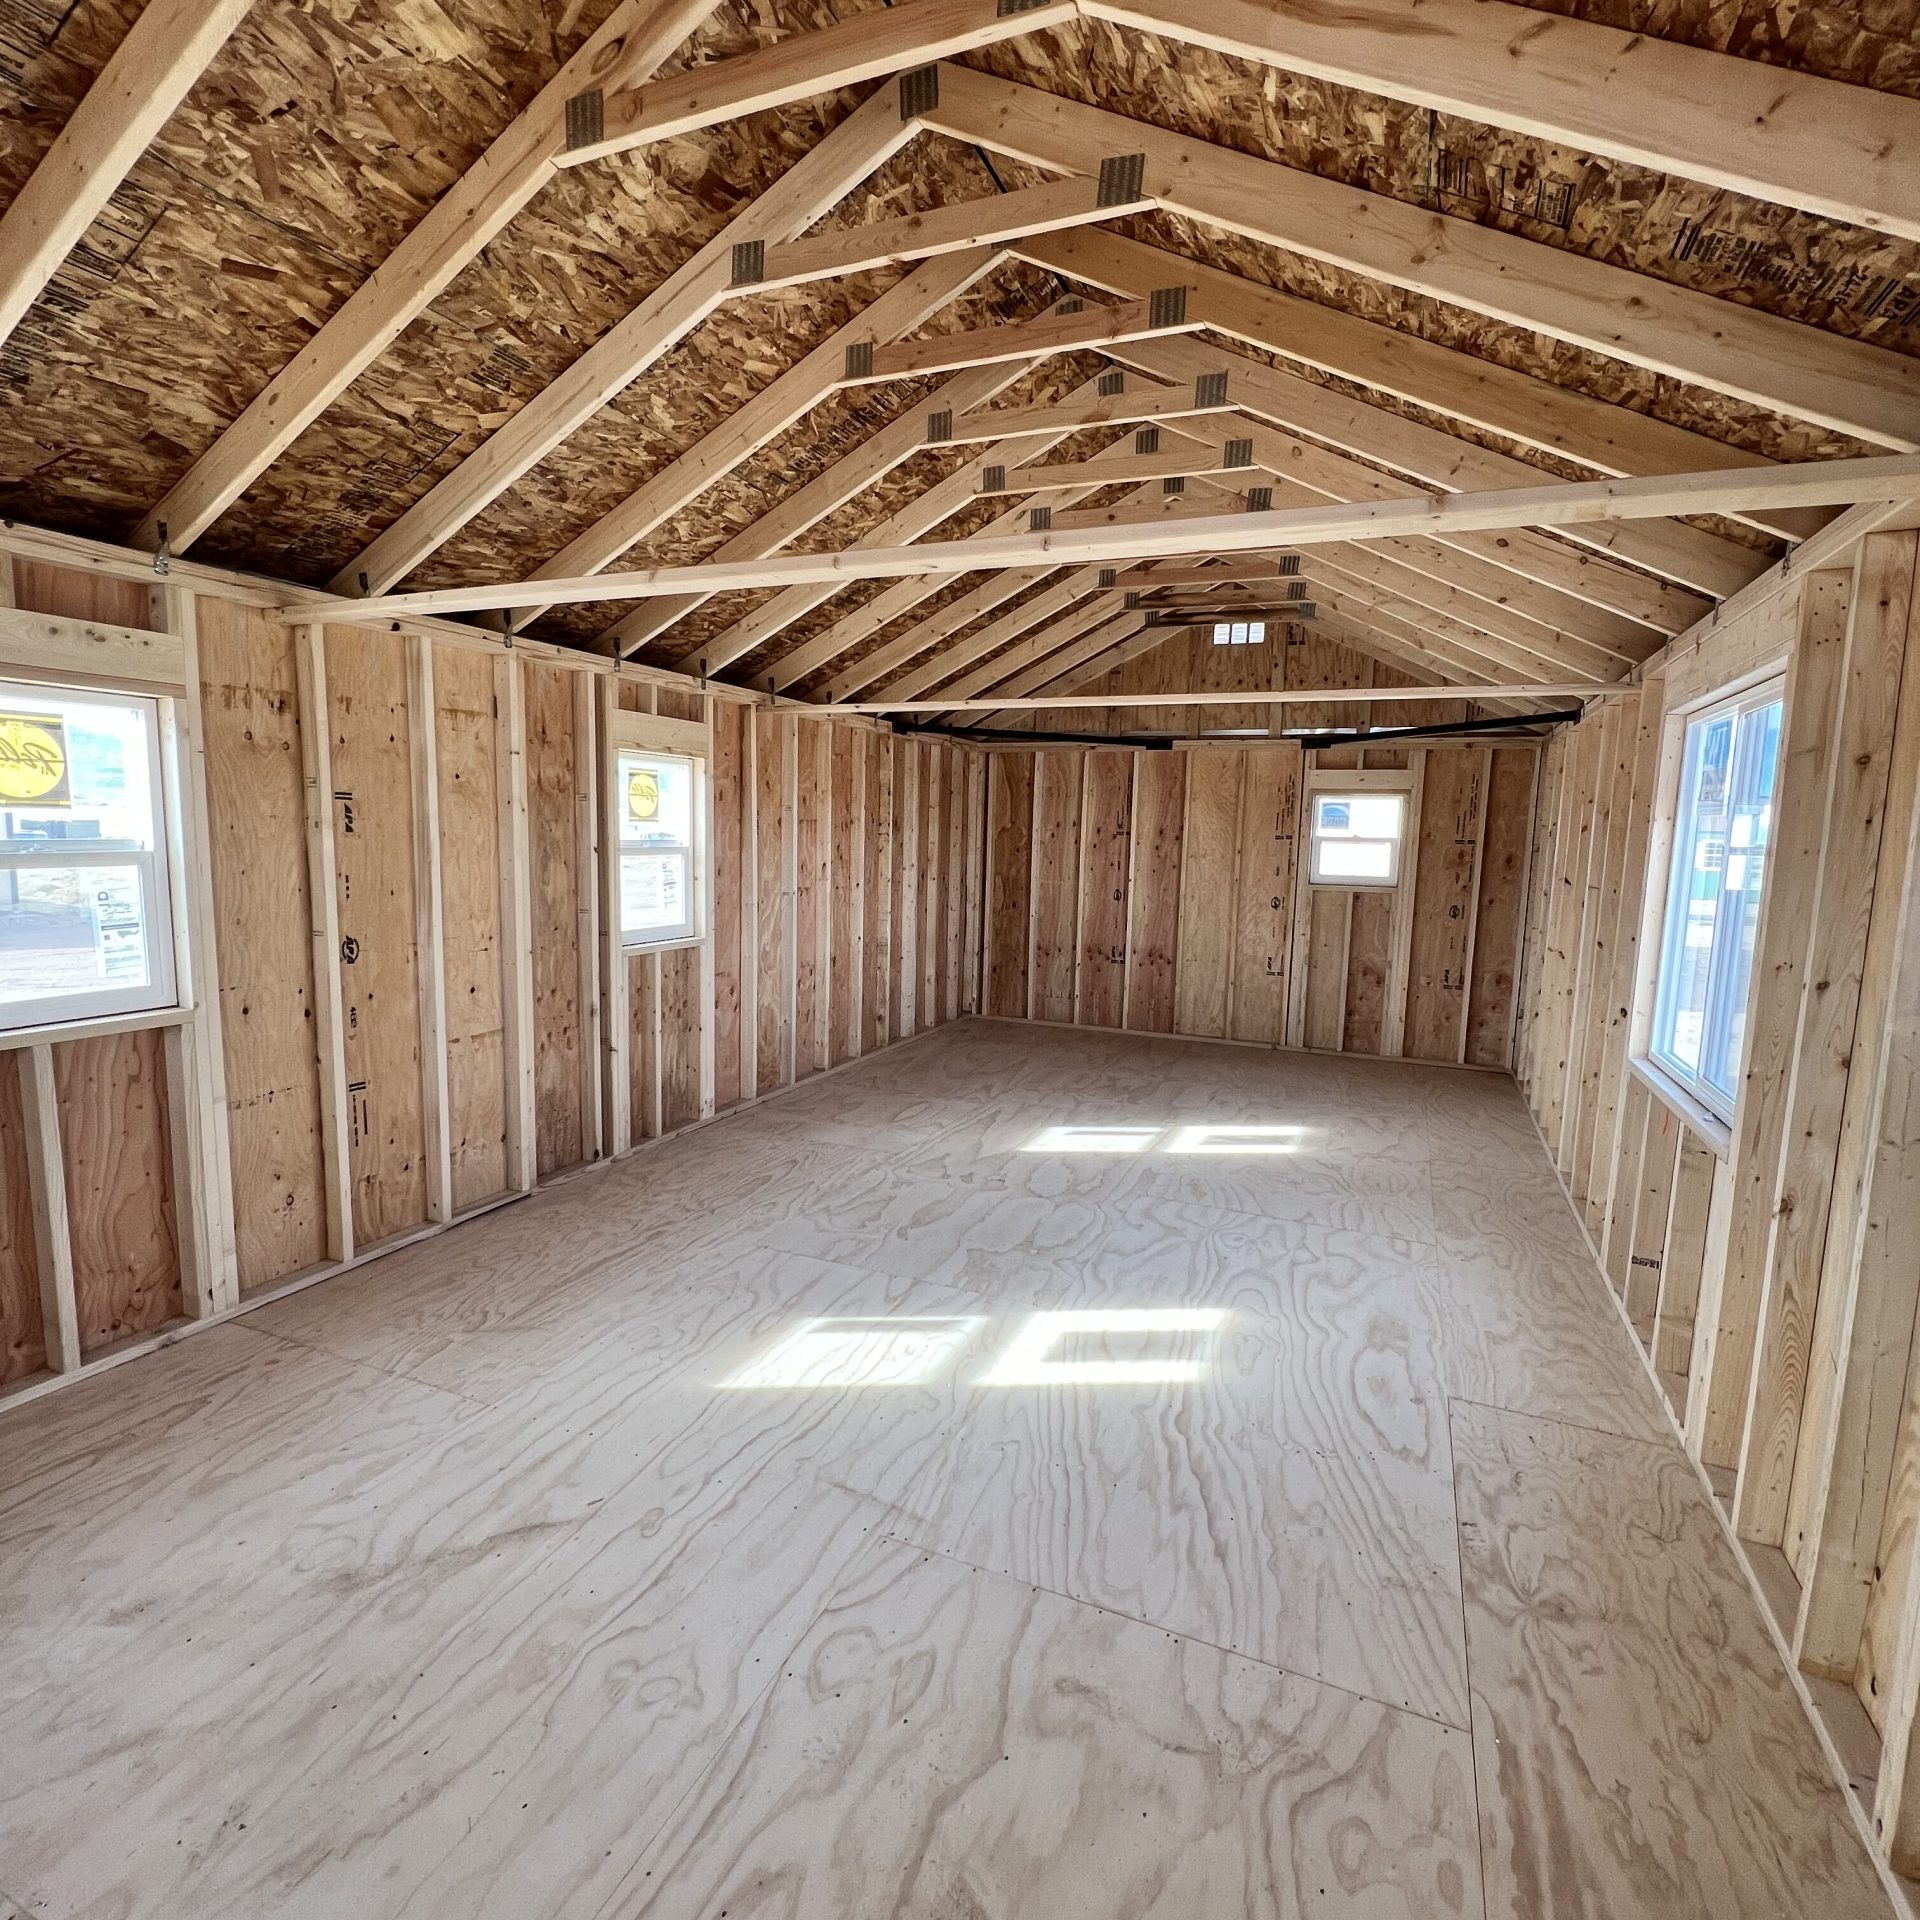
[983,738,1533,1066]
[199,598,328,1291]
[324,627,429,1244]
[434,645,511,1211]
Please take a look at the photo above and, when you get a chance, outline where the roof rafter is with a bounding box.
[554,0,1077,166]
[507,244,1006,627]
[331,82,915,597]
[922,65,1920,448]
[0,0,256,354]
[652,371,1129,672]
[130,0,715,554]
[1087,0,1920,243]
[1111,332,1735,614]
[1022,225,1828,546]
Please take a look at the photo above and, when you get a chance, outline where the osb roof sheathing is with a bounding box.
[1,0,1917,682]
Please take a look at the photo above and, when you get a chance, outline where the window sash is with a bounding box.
[1650,681,1783,1118]
[1308,789,1405,888]
[0,678,178,1033]
[614,746,704,950]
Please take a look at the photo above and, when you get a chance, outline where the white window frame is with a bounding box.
[1642,674,1786,1127]
[1210,620,1267,647]
[608,708,709,953]
[1305,770,1411,890]
[0,678,179,1034]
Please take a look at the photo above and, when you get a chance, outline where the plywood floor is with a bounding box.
[0,1019,1894,1919]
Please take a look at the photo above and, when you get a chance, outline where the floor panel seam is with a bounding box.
[879,1528,1472,1737]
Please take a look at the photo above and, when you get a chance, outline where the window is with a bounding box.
[0,681,176,1030]
[1309,790,1405,887]
[1649,680,1784,1117]
[616,745,703,947]
[1211,621,1266,647]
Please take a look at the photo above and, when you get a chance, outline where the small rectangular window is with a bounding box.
[1210,621,1266,647]
[616,745,702,947]
[0,681,176,1032]
[1649,680,1784,1117]
[1309,790,1404,887]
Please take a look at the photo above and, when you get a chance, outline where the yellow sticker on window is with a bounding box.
[626,766,660,822]
[0,713,70,806]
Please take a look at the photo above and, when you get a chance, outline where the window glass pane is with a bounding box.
[0,681,174,1029]
[616,747,699,945]
[0,689,158,852]
[0,863,157,1009]
[621,848,691,940]
[1651,685,1783,1115]
[1309,789,1403,886]
[618,750,691,847]
[1316,839,1394,881]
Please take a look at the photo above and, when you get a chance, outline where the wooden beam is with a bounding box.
[605,357,1033,660]
[831,683,1593,713]
[736,172,1154,294]
[313,454,1920,623]
[1026,227,1829,549]
[0,0,255,353]
[554,0,1075,167]
[293,623,354,1264]
[1109,330,1753,605]
[329,85,914,597]
[131,0,712,554]
[511,246,1003,624]
[734,390,1157,684]
[854,288,1201,383]
[984,438,1260,493]
[1088,0,1920,243]
[1115,557,1300,589]
[944,374,1238,444]
[926,65,1920,448]
[1030,230,1826,550]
